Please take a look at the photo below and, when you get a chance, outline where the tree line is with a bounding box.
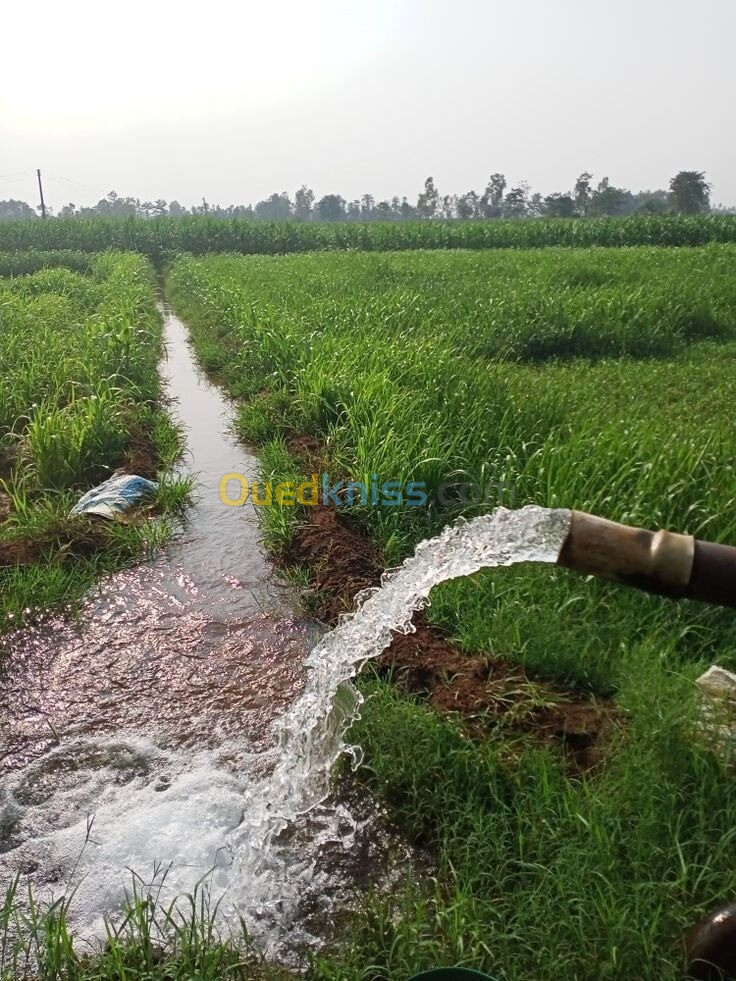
[0,171,722,222]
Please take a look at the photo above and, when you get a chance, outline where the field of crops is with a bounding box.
[0,251,181,623]
[167,245,736,979]
[1,213,736,258]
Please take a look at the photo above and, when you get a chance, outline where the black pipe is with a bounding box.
[688,540,736,610]
[557,511,736,611]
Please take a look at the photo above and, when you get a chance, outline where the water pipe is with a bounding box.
[557,511,736,610]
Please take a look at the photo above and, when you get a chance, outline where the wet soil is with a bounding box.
[0,519,110,568]
[286,507,380,620]
[282,446,618,772]
[381,621,618,771]
[0,443,19,481]
[121,416,160,481]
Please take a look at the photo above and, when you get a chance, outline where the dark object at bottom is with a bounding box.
[408,970,498,981]
[686,903,736,979]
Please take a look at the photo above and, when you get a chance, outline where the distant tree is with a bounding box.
[294,185,314,221]
[0,199,37,220]
[544,193,576,218]
[669,171,710,214]
[34,173,724,224]
[416,176,439,219]
[215,203,254,219]
[440,194,456,219]
[503,183,529,219]
[710,203,736,215]
[574,172,594,216]
[400,197,415,221]
[79,190,138,217]
[527,192,545,218]
[635,198,666,214]
[255,192,292,220]
[456,192,475,219]
[316,194,347,221]
[589,177,631,217]
[360,193,375,220]
[456,191,478,220]
[481,173,506,217]
[624,189,670,214]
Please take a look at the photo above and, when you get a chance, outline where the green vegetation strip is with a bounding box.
[1,873,284,981]
[0,251,185,627]
[0,213,735,258]
[167,246,736,979]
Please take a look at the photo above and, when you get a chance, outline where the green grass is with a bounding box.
[1,871,285,981]
[0,249,93,277]
[0,252,187,632]
[1,214,736,258]
[167,245,736,979]
[311,662,733,981]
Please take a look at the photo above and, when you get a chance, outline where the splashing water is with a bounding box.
[227,505,572,945]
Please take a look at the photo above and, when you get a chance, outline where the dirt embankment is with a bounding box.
[283,437,619,772]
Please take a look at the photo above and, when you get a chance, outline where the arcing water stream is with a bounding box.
[0,304,572,962]
[228,503,571,930]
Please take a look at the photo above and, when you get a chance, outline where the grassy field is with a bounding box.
[0,251,184,628]
[0,214,735,258]
[166,245,736,979]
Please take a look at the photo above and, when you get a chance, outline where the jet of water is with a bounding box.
[229,505,572,945]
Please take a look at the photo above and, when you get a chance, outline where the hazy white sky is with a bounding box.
[2,0,735,210]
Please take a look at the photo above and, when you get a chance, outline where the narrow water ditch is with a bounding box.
[0,303,403,961]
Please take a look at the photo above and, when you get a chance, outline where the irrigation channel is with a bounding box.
[0,303,573,963]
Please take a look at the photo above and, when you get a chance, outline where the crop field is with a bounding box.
[0,213,736,258]
[0,251,182,625]
[167,245,736,979]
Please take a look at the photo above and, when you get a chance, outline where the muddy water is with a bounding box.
[0,306,392,956]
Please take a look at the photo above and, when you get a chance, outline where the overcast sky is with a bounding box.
[2,0,735,211]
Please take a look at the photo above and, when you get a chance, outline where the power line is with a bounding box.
[46,173,111,197]
[0,170,35,185]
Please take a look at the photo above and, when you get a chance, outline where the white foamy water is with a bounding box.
[0,736,245,924]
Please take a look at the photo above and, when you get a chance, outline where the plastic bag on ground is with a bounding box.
[70,473,158,520]
[696,664,736,760]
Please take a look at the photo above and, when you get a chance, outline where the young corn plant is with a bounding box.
[25,386,127,490]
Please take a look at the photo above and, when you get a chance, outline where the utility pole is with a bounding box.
[37,169,47,219]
